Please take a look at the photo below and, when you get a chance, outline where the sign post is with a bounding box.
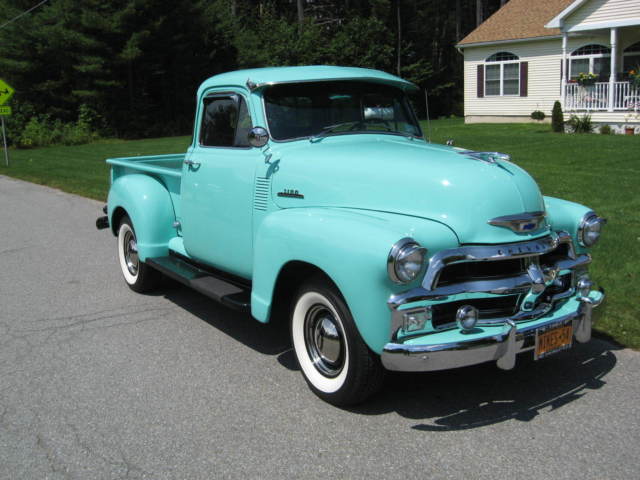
[1,114,8,167]
[0,79,15,167]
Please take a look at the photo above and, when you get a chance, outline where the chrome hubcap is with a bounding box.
[304,304,345,377]
[123,230,139,276]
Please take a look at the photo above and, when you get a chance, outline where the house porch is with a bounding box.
[561,25,640,126]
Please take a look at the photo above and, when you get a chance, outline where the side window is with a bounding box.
[200,95,252,148]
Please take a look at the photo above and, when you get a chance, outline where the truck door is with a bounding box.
[181,90,257,278]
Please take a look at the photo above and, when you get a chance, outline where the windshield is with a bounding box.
[263,81,422,141]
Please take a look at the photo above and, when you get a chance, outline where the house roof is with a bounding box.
[546,0,589,28]
[458,0,576,47]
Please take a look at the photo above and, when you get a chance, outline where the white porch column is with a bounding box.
[609,28,618,112]
[561,33,568,109]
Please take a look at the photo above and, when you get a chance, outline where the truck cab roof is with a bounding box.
[197,65,418,96]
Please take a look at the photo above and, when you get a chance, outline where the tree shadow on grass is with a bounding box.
[162,282,619,431]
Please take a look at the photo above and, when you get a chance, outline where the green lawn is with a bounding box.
[0,136,192,200]
[1,119,638,348]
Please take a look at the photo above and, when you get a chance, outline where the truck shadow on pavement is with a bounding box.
[354,338,619,430]
[162,285,292,355]
[162,284,619,431]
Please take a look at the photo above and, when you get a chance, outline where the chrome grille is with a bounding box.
[429,242,576,328]
[431,295,521,330]
[436,257,526,287]
[435,242,572,290]
[388,232,592,340]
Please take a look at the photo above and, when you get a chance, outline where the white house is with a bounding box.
[457,0,640,131]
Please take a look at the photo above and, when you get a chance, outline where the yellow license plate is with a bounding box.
[535,324,573,360]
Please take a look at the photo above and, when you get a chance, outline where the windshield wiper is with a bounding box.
[309,121,361,142]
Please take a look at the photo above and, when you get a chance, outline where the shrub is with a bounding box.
[531,110,546,121]
[551,101,564,132]
[18,115,57,148]
[567,114,594,134]
[16,104,99,148]
[599,124,612,135]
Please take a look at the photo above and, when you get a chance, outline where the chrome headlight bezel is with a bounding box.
[578,212,606,247]
[387,238,427,284]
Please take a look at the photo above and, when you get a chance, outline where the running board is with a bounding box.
[146,256,250,312]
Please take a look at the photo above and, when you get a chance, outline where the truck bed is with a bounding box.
[106,153,185,178]
[107,153,184,220]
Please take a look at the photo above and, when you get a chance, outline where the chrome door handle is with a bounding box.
[184,159,200,167]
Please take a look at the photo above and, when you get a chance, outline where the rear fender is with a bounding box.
[107,174,176,261]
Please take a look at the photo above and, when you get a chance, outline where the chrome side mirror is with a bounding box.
[248,126,269,148]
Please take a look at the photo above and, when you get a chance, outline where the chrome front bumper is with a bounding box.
[381,288,604,372]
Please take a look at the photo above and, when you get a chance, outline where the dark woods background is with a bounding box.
[0,0,505,140]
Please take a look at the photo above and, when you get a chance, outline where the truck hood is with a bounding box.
[269,135,549,244]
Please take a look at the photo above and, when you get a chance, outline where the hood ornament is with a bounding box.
[461,151,511,164]
[488,211,546,233]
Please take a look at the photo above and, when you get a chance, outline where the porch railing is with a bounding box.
[564,81,640,112]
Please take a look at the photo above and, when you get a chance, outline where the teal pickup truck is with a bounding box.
[97,66,606,406]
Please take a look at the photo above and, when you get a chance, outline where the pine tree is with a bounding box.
[0,0,504,138]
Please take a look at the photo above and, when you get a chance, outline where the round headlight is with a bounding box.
[578,212,606,247]
[387,238,427,284]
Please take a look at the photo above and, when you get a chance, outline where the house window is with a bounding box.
[485,52,520,96]
[623,41,640,76]
[570,44,611,81]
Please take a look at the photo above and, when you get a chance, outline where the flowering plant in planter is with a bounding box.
[577,72,598,86]
[624,111,639,135]
[629,67,640,89]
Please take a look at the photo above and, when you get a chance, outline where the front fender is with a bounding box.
[251,207,458,353]
[107,174,176,261]
[544,196,592,253]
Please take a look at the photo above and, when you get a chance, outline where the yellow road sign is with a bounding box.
[0,79,15,105]
[0,106,11,115]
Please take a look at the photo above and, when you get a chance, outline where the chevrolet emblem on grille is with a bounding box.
[488,211,546,233]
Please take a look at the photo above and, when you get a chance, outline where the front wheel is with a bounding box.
[117,215,160,293]
[290,278,384,406]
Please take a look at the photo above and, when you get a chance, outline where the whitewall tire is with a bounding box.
[291,277,384,406]
[117,215,160,293]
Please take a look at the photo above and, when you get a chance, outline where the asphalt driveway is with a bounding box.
[1,175,638,479]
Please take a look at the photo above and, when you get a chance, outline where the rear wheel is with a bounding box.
[117,215,160,293]
[290,277,384,406]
